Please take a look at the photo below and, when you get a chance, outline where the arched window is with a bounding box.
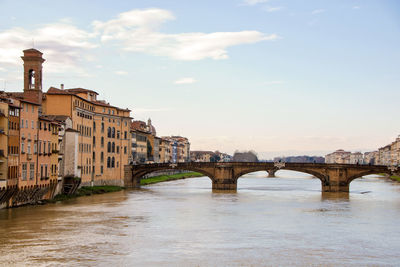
[112,142,115,153]
[101,152,104,162]
[107,127,111,138]
[107,157,110,168]
[112,127,115,138]
[112,157,115,168]
[107,142,111,152]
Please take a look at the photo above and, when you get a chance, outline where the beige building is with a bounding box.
[325,149,351,164]
[190,151,214,162]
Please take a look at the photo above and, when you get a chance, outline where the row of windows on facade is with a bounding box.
[74,99,94,112]
[21,163,57,180]
[77,124,92,137]
[21,140,57,154]
[74,99,129,118]
[79,157,119,175]
[20,120,58,133]
[9,121,19,130]
[8,108,19,117]
[79,143,92,153]
[77,111,93,120]
[8,166,18,179]
[20,103,35,113]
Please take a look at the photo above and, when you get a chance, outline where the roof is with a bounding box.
[39,114,71,123]
[46,87,131,112]
[6,92,41,105]
[64,88,99,95]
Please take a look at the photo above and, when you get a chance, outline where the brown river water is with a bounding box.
[1,170,400,266]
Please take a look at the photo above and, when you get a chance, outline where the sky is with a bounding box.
[0,0,399,159]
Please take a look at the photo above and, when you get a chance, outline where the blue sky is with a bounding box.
[0,0,399,158]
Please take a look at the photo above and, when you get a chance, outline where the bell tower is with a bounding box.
[21,48,45,103]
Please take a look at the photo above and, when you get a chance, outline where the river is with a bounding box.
[1,171,400,266]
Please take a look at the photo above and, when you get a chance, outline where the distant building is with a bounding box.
[325,149,351,164]
[364,151,378,165]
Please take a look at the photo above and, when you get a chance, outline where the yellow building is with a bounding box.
[43,87,132,186]
[0,102,8,188]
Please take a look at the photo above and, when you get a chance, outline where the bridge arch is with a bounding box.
[347,169,392,184]
[233,166,328,186]
[132,166,215,183]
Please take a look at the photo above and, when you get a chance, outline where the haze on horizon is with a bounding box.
[0,0,399,159]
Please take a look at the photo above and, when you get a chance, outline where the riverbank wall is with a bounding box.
[0,180,60,209]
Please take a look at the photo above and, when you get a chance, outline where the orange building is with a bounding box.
[43,87,132,186]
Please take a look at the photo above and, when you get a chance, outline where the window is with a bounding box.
[111,157,115,168]
[93,152,96,163]
[32,105,34,113]
[112,142,115,153]
[21,119,24,128]
[25,120,28,128]
[93,136,96,146]
[124,131,127,139]
[107,157,110,168]
[107,142,111,153]
[117,131,120,139]
[117,146,119,154]
[112,127,115,138]
[124,146,127,154]
[21,142,25,153]
[101,165,103,174]
[107,127,111,138]
[22,163,27,180]
[101,152,104,163]
[34,143,37,154]
[27,143,31,154]
[101,122,104,133]
[101,137,104,147]
[31,120,34,129]
[29,163,35,180]
[93,121,96,131]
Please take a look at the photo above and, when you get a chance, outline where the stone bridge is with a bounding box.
[124,162,398,192]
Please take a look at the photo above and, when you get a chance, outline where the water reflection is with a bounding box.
[1,171,400,266]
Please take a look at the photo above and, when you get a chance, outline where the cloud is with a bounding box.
[243,0,269,6]
[174,77,197,84]
[0,22,97,75]
[114,70,128,75]
[94,8,278,61]
[264,6,283,12]
[311,9,325,15]
[353,6,360,9]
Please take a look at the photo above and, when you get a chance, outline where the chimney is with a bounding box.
[60,84,64,90]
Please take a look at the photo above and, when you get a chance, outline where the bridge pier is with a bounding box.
[322,182,349,192]
[267,169,277,177]
[124,165,141,188]
[212,179,237,191]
